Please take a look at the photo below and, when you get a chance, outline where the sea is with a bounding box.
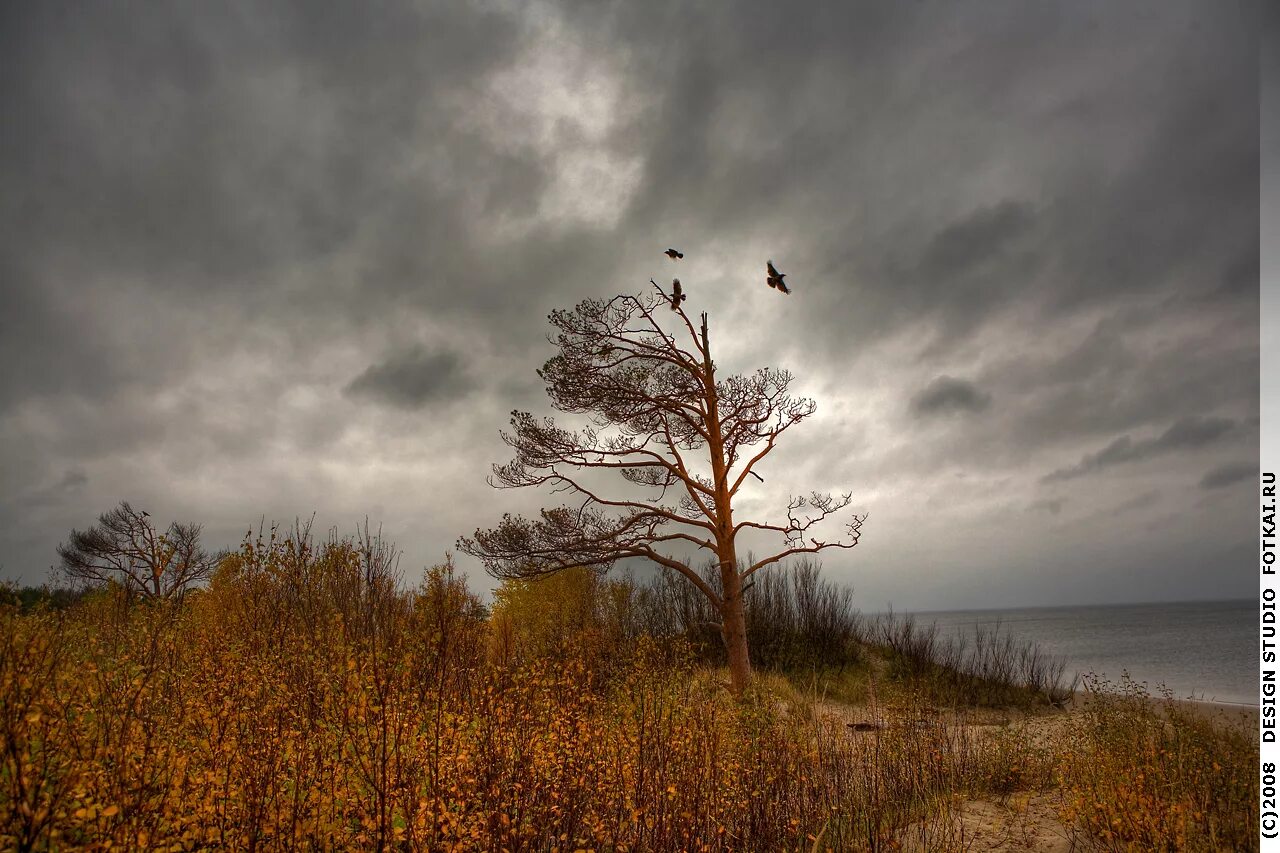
[903,599,1256,706]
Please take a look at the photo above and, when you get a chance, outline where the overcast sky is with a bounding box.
[1,1,1260,611]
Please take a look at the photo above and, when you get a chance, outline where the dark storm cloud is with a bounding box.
[1043,416,1238,482]
[55,469,87,491]
[26,469,89,509]
[0,0,535,405]
[778,3,1257,358]
[1199,462,1254,491]
[0,0,1258,608]
[1221,244,1260,296]
[345,347,473,410]
[1028,498,1064,516]
[915,202,1037,286]
[909,376,992,418]
[985,303,1257,463]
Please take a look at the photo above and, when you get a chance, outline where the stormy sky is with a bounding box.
[0,1,1260,611]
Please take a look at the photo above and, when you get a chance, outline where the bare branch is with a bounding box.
[57,501,223,599]
[744,512,867,578]
[461,276,866,693]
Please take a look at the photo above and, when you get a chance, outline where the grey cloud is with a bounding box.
[791,3,1256,360]
[0,0,1259,610]
[1028,498,1064,516]
[1199,462,1254,490]
[56,469,87,491]
[990,305,1257,460]
[1044,416,1237,482]
[25,468,89,509]
[0,1,528,405]
[916,201,1036,283]
[910,376,991,417]
[1160,416,1239,448]
[1221,243,1260,296]
[345,348,473,410]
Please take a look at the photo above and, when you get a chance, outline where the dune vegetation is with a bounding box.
[0,522,1259,851]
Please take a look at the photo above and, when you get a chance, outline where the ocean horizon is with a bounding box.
[898,598,1256,706]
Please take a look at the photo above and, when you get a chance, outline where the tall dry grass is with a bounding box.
[617,557,863,672]
[869,610,1077,708]
[1055,673,1259,852]
[0,539,1255,851]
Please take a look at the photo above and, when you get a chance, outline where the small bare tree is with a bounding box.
[57,501,220,601]
[459,282,865,694]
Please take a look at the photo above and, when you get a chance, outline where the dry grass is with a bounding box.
[0,537,1257,851]
[0,614,1051,849]
[1054,674,1259,852]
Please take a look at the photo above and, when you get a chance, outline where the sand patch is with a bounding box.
[898,792,1085,852]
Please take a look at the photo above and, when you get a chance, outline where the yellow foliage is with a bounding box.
[1054,675,1258,852]
[0,543,1257,852]
[490,567,602,664]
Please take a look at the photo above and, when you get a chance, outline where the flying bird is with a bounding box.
[670,278,686,310]
[664,248,684,260]
[766,260,791,294]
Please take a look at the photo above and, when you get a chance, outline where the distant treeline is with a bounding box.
[0,583,91,612]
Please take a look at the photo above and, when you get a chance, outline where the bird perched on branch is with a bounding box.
[664,248,684,260]
[766,260,791,294]
[670,278,686,310]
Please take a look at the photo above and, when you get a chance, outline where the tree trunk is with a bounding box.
[718,558,752,696]
[700,313,753,696]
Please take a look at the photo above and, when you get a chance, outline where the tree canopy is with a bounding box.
[57,501,221,601]
[459,281,864,693]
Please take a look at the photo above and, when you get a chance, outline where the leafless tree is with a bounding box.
[57,501,221,601]
[458,281,865,694]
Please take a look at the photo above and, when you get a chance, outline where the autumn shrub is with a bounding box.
[488,566,603,666]
[1,538,1063,852]
[0,590,206,850]
[0,605,75,851]
[1056,673,1259,851]
[411,556,489,702]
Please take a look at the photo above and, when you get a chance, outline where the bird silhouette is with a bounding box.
[664,248,684,260]
[766,260,791,294]
[670,278,686,310]
[140,510,151,518]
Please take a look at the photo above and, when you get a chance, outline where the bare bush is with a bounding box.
[57,501,221,601]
